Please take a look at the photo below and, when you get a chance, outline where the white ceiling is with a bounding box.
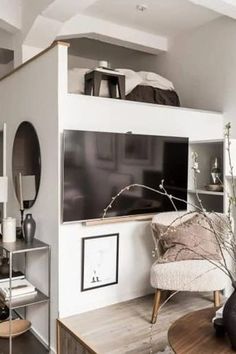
[82,0,221,38]
[0,0,234,58]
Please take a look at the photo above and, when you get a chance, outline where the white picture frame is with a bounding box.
[81,233,119,291]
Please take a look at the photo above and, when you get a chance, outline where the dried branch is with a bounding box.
[101,122,236,353]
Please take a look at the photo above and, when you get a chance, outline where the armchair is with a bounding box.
[150,211,229,324]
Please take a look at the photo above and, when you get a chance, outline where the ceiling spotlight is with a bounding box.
[136,4,148,12]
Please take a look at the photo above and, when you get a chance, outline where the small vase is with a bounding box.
[23,214,36,243]
[223,290,236,350]
[0,303,9,321]
[0,257,9,276]
[211,157,221,184]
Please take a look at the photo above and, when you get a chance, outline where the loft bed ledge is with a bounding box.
[68,93,223,116]
[0,40,70,83]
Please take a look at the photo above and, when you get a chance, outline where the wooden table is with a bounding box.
[168,307,234,354]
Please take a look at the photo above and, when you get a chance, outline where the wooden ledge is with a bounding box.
[0,40,70,83]
[82,213,154,226]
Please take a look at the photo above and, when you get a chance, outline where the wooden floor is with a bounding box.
[59,292,216,354]
[0,331,48,354]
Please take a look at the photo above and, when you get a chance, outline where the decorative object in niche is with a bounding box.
[211,157,221,184]
[22,214,36,243]
[205,184,223,192]
[12,121,41,229]
[205,156,223,192]
[81,233,119,291]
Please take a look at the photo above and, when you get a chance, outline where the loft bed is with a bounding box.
[68,67,180,107]
[0,40,223,146]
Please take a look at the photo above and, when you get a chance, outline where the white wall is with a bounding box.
[0,60,13,78]
[58,92,224,318]
[67,38,160,71]
[0,45,60,351]
[155,16,236,137]
[0,28,13,50]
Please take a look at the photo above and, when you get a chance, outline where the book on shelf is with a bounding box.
[0,279,36,300]
[0,271,25,283]
[0,290,38,302]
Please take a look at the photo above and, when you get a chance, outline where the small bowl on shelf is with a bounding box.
[0,319,31,338]
[205,184,223,192]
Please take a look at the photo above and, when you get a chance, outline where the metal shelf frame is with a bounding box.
[0,238,51,354]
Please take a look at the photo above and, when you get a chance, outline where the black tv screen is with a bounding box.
[63,130,188,222]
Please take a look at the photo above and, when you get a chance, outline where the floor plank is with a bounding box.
[59,292,215,354]
[0,331,48,354]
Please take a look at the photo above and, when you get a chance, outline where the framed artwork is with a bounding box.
[81,233,119,291]
[119,134,152,165]
[108,172,133,196]
[95,133,116,170]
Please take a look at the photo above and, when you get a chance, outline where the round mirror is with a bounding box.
[12,121,41,209]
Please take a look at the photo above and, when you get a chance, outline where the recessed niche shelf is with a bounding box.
[188,140,224,213]
[188,189,224,196]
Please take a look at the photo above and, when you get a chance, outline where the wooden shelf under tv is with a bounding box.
[83,213,154,226]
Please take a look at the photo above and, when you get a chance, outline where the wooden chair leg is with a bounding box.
[151,289,162,324]
[214,290,221,307]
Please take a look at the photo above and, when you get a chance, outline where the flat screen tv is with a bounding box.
[63,130,188,222]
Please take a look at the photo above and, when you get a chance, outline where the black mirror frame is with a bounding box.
[12,121,41,209]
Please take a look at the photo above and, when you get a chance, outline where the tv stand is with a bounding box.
[83,214,154,226]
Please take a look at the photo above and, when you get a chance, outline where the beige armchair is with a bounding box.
[150,211,229,324]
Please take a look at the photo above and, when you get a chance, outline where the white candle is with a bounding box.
[2,217,16,243]
[99,60,109,68]
[19,173,24,210]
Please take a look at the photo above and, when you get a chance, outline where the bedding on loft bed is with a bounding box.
[68,68,180,107]
[126,85,180,106]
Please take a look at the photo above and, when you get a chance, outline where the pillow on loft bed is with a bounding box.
[138,71,175,91]
[115,69,142,94]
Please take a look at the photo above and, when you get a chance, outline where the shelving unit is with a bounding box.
[0,238,51,354]
[188,140,224,213]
